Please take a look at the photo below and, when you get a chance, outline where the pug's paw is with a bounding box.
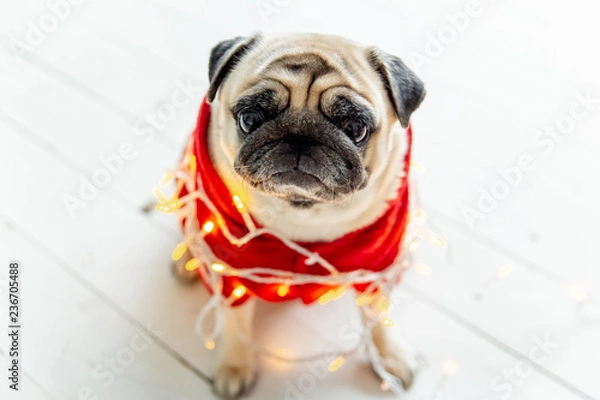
[377,344,418,390]
[213,360,257,399]
[171,250,199,284]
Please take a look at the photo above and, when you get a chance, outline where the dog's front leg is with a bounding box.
[362,292,418,390]
[213,299,257,399]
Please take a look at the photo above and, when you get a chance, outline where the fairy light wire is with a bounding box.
[157,145,448,395]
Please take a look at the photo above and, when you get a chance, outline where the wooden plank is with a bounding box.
[1,1,598,398]
[0,90,592,396]
[1,82,595,398]
[0,223,213,400]
[0,350,55,400]
[0,224,588,400]
[0,60,187,213]
[404,218,600,396]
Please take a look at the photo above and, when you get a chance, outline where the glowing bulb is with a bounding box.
[431,236,445,247]
[413,208,425,219]
[184,258,200,271]
[159,172,174,187]
[154,197,182,213]
[155,203,170,213]
[189,154,197,173]
[232,285,247,298]
[377,297,390,313]
[567,283,588,302]
[332,287,347,299]
[318,291,333,305]
[204,339,216,350]
[318,287,347,305]
[232,195,245,210]
[410,160,427,174]
[328,356,345,372]
[380,381,390,392]
[202,221,215,233]
[275,348,286,359]
[381,318,396,327]
[408,240,420,252]
[415,264,432,275]
[152,187,168,204]
[171,242,188,261]
[442,359,459,376]
[210,263,226,273]
[496,264,515,279]
[355,293,374,306]
[277,283,290,297]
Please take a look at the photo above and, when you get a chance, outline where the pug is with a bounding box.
[173,32,426,398]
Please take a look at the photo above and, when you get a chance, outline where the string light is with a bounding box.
[431,236,445,248]
[567,283,588,302]
[275,348,287,359]
[327,356,345,372]
[204,339,216,350]
[355,293,375,306]
[232,194,245,210]
[189,154,197,173]
[380,381,390,392]
[317,290,333,305]
[185,258,200,271]
[277,283,290,297]
[376,297,390,313]
[202,220,215,233]
[442,359,459,376]
[496,264,515,279]
[232,285,247,299]
[410,160,427,174]
[477,263,517,301]
[171,242,188,261]
[408,240,420,252]
[210,262,226,273]
[318,286,347,305]
[152,187,169,204]
[159,172,175,187]
[155,201,180,213]
[153,187,182,213]
[415,264,433,275]
[413,208,425,219]
[158,143,444,396]
[160,144,600,395]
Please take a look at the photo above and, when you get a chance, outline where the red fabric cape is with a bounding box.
[180,97,411,306]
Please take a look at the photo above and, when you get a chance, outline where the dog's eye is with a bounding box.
[238,110,264,134]
[343,121,369,144]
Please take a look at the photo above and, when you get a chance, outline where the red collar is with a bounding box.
[181,98,412,305]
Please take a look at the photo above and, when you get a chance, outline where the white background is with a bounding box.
[0,0,599,399]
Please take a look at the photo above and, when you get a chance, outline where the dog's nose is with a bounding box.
[284,136,317,156]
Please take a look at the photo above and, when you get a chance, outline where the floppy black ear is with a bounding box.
[368,49,426,128]
[207,35,260,102]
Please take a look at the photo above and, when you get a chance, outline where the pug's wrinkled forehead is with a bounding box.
[206,33,425,207]
[208,33,425,129]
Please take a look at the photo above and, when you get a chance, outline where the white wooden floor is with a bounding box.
[1,0,599,399]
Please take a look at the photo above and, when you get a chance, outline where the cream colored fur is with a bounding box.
[175,33,416,398]
[208,33,409,242]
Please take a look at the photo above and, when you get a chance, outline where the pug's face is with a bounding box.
[208,33,425,208]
